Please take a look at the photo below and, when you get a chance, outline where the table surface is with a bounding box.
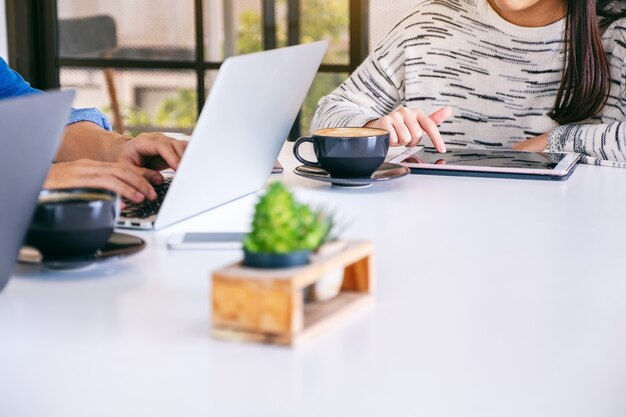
[2,144,626,417]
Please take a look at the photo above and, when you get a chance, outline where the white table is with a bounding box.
[2,145,626,417]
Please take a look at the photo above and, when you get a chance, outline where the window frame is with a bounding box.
[6,0,370,137]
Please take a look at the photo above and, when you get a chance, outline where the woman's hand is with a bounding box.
[512,133,549,152]
[44,159,164,203]
[365,106,452,152]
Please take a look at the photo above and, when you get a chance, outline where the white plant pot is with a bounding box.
[309,241,347,302]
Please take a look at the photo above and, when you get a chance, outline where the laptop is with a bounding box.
[117,41,329,230]
[0,91,75,292]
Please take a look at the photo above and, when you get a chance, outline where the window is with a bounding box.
[8,0,370,138]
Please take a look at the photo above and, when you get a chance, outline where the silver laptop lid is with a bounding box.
[0,91,75,291]
[154,41,328,230]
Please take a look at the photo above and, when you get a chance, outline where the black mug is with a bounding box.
[25,188,118,260]
[293,127,390,178]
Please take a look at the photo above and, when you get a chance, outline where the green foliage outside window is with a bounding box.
[155,90,197,128]
[237,0,350,134]
[121,0,349,135]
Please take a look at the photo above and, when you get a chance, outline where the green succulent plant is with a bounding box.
[244,182,332,254]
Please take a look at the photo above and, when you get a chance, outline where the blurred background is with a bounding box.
[2,0,417,137]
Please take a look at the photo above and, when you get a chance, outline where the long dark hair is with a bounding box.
[550,0,626,124]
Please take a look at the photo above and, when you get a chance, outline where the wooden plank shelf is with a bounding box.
[211,241,374,346]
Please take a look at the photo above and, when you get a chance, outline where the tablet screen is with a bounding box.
[402,148,566,170]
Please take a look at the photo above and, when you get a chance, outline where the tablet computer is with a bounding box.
[389,147,582,181]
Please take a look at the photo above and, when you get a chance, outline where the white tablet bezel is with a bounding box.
[389,147,582,177]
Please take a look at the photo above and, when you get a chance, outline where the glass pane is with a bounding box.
[204,70,220,99]
[203,0,349,65]
[203,0,264,61]
[57,0,196,61]
[298,0,349,65]
[60,68,197,135]
[300,72,349,136]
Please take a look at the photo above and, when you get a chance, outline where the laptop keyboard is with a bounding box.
[121,177,172,219]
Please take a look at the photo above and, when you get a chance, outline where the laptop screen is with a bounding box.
[0,91,74,291]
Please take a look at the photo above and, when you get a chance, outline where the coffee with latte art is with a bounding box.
[314,127,387,138]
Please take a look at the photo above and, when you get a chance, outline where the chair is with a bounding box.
[58,15,125,134]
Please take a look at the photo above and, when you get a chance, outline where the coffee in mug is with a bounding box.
[293,127,390,178]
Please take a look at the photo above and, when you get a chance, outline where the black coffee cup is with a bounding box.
[293,127,390,178]
[25,188,118,260]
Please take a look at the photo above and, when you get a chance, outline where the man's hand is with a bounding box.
[512,133,549,152]
[45,160,164,203]
[113,132,189,172]
[60,123,188,172]
[365,106,452,152]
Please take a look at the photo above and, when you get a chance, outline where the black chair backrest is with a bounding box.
[58,15,118,58]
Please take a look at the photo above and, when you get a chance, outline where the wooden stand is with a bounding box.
[211,241,374,346]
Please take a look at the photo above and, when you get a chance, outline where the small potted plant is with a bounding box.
[243,182,332,269]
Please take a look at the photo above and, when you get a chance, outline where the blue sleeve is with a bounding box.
[68,107,113,131]
[0,57,40,98]
[0,57,112,131]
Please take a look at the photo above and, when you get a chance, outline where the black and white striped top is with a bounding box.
[311,0,626,167]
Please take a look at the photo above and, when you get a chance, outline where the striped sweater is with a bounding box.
[311,0,626,167]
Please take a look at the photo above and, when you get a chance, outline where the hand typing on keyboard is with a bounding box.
[46,159,165,204]
[113,133,188,173]
[121,177,173,219]
[52,123,188,204]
